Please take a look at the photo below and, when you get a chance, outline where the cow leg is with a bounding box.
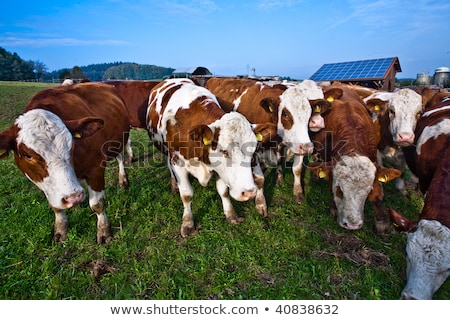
[88,187,113,244]
[368,182,392,235]
[116,152,129,188]
[252,163,268,217]
[52,208,69,243]
[124,136,134,164]
[216,178,244,224]
[171,164,195,237]
[292,154,305,203]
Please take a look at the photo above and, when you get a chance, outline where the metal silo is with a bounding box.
[433,66,450,86]
[416,71,431,85]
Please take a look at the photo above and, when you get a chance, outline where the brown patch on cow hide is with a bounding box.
[315,231,391,270]
[79,259,117,278]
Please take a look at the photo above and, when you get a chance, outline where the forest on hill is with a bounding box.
[0,46,174,82]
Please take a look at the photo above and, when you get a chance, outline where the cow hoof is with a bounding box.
[97,228,113,244]
[294,193,305,204]
[375,219,392,235]
[255,204,268,217]
[53,232,67,243]
[119,176,129,189]
[226,215,244,224]
[180,221,196,238]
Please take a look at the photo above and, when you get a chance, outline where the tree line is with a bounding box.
[0,47,174,82]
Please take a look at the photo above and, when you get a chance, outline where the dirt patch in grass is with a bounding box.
[79,259,117,278]
[315,232,391,270]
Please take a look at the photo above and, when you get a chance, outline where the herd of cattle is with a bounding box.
[0,76,448,299]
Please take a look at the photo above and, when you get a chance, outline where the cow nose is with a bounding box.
[309,114,325,132]
[298,142,314,155]
[395,132,414,146]
[342,221,363,230]
[62,191,85,208]
[240,189,257,201]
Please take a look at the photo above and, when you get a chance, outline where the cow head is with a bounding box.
[387,89,423,147]
[388,207,450,299]
[190,112,258,202]
[272,85,314,155]
[0,109,103,210]
[309,156,399,230]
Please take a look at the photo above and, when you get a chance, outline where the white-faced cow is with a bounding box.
[205,77,328,203]
[146,78,275,237]
[389,92,450,299]
[308,83,401,233]
[363,89,422,194]
[0,83,130,244]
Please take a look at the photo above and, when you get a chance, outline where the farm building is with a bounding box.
[310,57,402,91]
[171,66,212,78]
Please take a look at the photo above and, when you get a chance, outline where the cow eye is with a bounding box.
[22,152,33,161]
[222,150,229,158]
[281,110,288,118]
[388,109,395,119]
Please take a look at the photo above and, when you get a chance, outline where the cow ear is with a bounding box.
[323,88,343,102]
[310,99,332,114]
[252,123,278,143]
[64,117,104,139]
[189,125,214,146]
[376,167,401,183]
[388,207,417,232]
[308,161,331,180]
[365,98,388,116]
[0,126,17,159]
[260,97,279,113]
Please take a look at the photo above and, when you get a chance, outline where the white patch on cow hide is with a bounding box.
[297,79,324,100]
[416,119,450,155]
[332,155,376,229]
[402,219,450,299]
[233,88,248,112]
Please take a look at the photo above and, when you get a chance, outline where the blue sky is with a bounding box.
[1,0,449,79]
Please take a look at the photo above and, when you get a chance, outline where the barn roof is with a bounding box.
[309,57,401,82]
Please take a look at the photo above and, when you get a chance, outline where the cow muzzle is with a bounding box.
[394,132,415,146]
[238,189,257,201]
[297,142,314,155]
[62,191,85,209]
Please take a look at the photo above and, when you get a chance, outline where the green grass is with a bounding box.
[0,81,448,300]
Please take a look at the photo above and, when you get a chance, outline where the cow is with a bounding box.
[308,83,401,233]
[388,93,450,299]
[61,78,74,86]
[0,82,131,244]
[146,78,276,237]
[205,77,328,203]
[104,80,161,163]
[363,89,422,195]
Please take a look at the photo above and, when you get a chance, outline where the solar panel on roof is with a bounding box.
[309,57,396,81]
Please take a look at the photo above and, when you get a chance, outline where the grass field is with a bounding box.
[0,81,448,300]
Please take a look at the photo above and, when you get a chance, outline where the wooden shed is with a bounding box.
[310,57,402,91]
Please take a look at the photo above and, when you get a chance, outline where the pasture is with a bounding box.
[0,81,448,300]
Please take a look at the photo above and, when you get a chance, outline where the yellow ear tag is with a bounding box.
[202,136,211,146]
[256,133,263,142]
[374,105,380,111]
[315,105,321,113]
[269,106,274,113]
[318,169,327,179]
[73,132,82,139]
[326,96,334,102]
[378,175,388,183]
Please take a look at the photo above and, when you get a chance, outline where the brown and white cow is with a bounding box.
[0,82,130,244]
[308,84,401,233]
[363,89,422,194]
[146,78,275,237]
[388,94,450,299]
[205,77,327,203]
